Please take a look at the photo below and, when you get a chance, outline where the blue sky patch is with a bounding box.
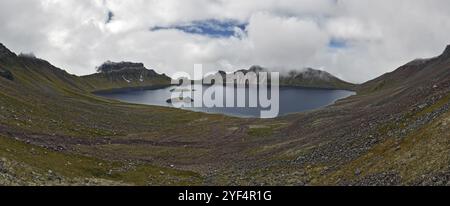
[328,38,348,49]
[150,19,247,38]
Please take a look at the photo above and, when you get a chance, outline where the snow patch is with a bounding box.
[122,75,131,83]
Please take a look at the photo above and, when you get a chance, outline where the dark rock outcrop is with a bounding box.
[440,45,450,59]
[0,68,14,81]
[0,43,16,59]
[0,44,15,80]
[97,61,147,73]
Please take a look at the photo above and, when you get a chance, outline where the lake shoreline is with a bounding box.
[93,84,356,95]
[91,84,171,94]
[96,85,355,118]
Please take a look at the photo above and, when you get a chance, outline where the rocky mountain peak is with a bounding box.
[0,43,16,58]
[404,45,450,67]
[441,44,450,58]
[97,61,148,73]
[87,61,170,87]
[286,67,333,81]
[248,65,266,73]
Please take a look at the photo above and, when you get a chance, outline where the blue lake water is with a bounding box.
[97,85,355,118]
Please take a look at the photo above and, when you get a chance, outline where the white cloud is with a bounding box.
[246,12,329,70]
[0,0,450,83]
[325,17,382,42]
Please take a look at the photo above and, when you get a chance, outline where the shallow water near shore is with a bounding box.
[97,85,355,118]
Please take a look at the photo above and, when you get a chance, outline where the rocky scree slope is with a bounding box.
[0,42,449,185]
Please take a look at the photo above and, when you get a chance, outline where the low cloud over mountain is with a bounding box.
[1,0,450,83]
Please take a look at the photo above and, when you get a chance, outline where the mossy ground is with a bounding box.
[0,135,203,185]
[1,51,449,185]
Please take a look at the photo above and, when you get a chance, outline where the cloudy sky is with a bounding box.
[1,0,450,83]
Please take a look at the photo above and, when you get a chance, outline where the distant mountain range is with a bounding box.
[1,41,355,95]
[81,62,356,92]
[0,42,449,186]
[203,65,356,90]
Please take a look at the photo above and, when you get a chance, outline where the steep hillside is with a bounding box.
[0,42,449,186]
[358,45,450,94]
[0,43,216,185]
[0,44,89,95]
[278,45,450,185]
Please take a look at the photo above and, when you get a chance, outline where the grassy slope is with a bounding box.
[0,134,203,186]
[1,43,449,185]
[0,54,224,185]
[314,94,450,185]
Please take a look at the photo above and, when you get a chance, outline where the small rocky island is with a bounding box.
[166,97,194,104]
[167,87,196,103]
[169,88,196,92]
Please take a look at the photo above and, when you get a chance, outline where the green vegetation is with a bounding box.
[317,111,449,185]
[0,135,203,185]
[1,43,449,185]
[247,126,274,137]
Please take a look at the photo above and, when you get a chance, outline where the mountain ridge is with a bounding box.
[0,42,449,185]
[357,45,450,94]
[203,65,356,90]
[81,61,171,93]
[1,42,356,92]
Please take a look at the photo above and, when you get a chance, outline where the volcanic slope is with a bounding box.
[0,42,449,185]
